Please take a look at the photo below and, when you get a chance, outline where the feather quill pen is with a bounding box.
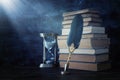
[61,14,83,75]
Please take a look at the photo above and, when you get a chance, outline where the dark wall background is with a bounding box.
[0,0,120,68]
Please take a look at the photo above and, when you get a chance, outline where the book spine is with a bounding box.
[58,38,110,49]
[59,54,109,62]
[59,48,109,54]
[60,61,111,71]
[63,9,100,17]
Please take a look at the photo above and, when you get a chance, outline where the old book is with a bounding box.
[58,38,110,49]
[81,13,100,18]
[59,53,109,62]
[62,20,72,25]
[81,34,108,38]
[83,26,105,34]
[62,26,105,35]
[83,22,101,27]
[62,24,103,29]
[59,48,109,55]
[63,14,100,21]
[62,17,102,25]
[83,17,102,22]
[60,61,111,71]
[63,9,100,17]
[64,16,75,21]
[62,24,71,29]
[62,20,101,26]
[58,34,108,39]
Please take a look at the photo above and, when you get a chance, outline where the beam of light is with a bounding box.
[0,0,18,17]
[0,0,62,35]
[0,0,27,33]
[0,0,9,4]
[0,0,13,9]
[0,0,10,4]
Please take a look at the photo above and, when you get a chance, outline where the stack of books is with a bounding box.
[58,9,111,71]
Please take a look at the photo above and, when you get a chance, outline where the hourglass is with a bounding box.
[39,33,58,68]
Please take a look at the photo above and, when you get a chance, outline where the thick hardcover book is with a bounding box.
[62,20,72,25]
[63,14,100,21]
[62,26,105,35]
[81,13,100,18]
[58,38,110,49]
[62,24,71,29]
[60,61,111,71]
[59,53,109,62]
[63,9,100,17]
[83,17,102,22]
[58,34,108,39]
[81,34,107,38]
[59,48,109,55]
[62,18,102,26]
[83,22,101,27]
